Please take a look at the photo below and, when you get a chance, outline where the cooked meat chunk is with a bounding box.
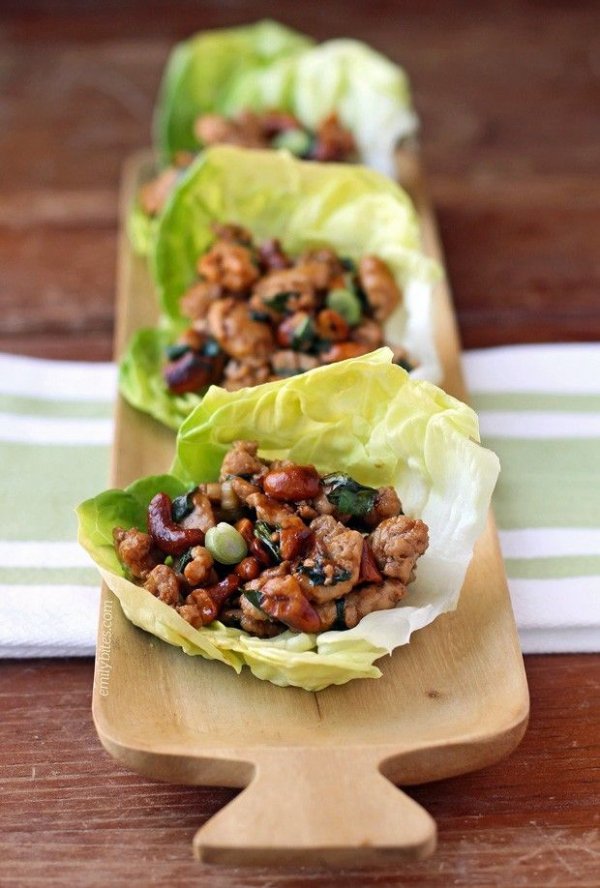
[311,492,335,516]
[364,486,402,528]
[239,594,283,637]
[144,564,181,606]
[223,359,271,391]
[295,515,363,603]
[211,222,253,245]
[207,298,273,360]
[297,248,345,290]
[246,492,299,529]
[178,575,240,628]
[259,238,291,271]
[358,256,402,322]
[250,268,317,315]
[180,281,222,321]
[230,476,261,503]
[270,350,319,376]
[138,167,179,217]
[113,527,161,580]
[194,111,267,149]
[182,546,214,586]
[257,574,321,633]
[368,516,429,583]
[219,440,268,481]
[350,318,384,348]
[313,113,357,163]
[337,578,406,629]
[198,242,259,293]
[181,491,216,533]
[319,342,371,363]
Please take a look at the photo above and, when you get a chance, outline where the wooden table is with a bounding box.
[1,2,598,884]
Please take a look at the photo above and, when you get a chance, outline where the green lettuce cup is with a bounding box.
[79,350,500,691]
[155,20,313,163]
[155,20,417,173]
[119,325,201,430]
[119,145,442,429]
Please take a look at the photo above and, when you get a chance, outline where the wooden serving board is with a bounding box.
[92,150,529,867]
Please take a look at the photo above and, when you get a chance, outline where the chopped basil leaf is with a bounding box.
[263,291,297,314]
[322,473,379,517]
[250,309,271,323]
[174,548,195,574]
[296,561,352,586]
[394,356,415,373]
[165,343,191,361]
[171,490,195,522]
[254,521,281,561]
[296,561,327,585]
[243,590,265,612]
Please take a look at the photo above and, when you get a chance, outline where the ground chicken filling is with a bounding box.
[113,441,429,637]
[162,223,415,395]
[139,110,356,217]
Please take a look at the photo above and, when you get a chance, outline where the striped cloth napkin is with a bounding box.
[0,345,598,657]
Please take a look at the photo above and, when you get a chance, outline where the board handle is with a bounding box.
[193,749,436,867]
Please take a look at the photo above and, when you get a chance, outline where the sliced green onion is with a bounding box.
[272,129,313,157]
[326,288,362,326]
[291,315,316,350]
[205,522,248,565]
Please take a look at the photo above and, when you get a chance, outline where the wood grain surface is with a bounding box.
[1,0,599,884]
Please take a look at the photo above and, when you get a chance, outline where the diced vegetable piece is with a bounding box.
[272,129,313,156]
[326,288,362,326]
[205,522,248,564]
[322,473,378,517]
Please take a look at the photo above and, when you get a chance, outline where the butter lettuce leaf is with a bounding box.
[119,325,203,430]
[226,38,418,176]
[79,350,500,691]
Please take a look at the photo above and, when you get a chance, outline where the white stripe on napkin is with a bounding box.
[0,585,99,657]
[0,541,93,568]
[464,344,600,394]
[499,528,600,559]
[477,410,600,438]
[0,354,117,401]
[0,412,113,445]
[509,576,600,653]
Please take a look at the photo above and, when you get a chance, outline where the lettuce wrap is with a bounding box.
[79,350,500,691]
[155,21,313,163]
[155,20,417,173]
[119,145,441,429]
